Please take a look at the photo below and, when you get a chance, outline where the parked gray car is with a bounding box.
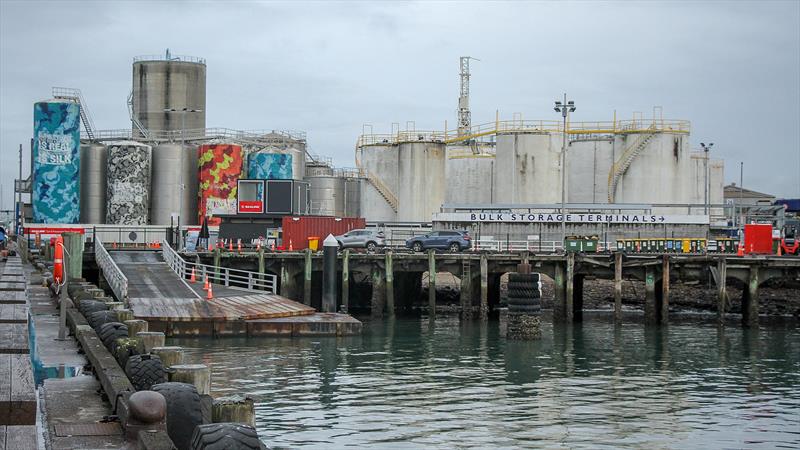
[405,230,472,252]
[334,229,386,251]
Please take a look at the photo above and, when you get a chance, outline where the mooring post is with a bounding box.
[460,257,473,321]
[566,253,575,322]
[63,232,84,280]
[742,265,759,328]
[170,364,211,395]
[115,309,134,322]
[428,250,436,318]
[136,331,166,353]
[644,266,657,325]
[717,257,727,325]
[479,253,488,320]
[661,255,670,324]
[303,248,312,306]
[614,252,623,323]
[151,346,184,369]
[212,395,255,427]
[125,319,148,337]
[385,250,395,316]
[280,262,296,300]
[341,249,350,314]
[554,262,566,323]
[322,235,337,313]
[371,265,385,318]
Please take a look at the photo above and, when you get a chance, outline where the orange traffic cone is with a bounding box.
[289,239,294,251]
[203,276,209,290]
[737,244,744,257]
[208,242,213,252]
[270,242,275,251]
[237,240,242,253]
[190,268,196,283]
[206,284,213,300]
[228,241,233,251]
[257,242,261,251]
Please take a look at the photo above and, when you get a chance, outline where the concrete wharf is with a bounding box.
[189,249,800,328]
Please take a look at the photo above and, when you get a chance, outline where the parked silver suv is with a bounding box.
[334,229,386,251]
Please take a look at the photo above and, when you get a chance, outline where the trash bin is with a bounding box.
[308,236,320,251]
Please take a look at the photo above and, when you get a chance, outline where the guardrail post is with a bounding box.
[224,269,230,287]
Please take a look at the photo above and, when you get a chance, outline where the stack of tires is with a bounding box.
[506,273,543,340]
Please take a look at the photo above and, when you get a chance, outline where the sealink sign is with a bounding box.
[433,212,709,225]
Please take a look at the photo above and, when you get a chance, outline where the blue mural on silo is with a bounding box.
[248,152,293,180]
[33,102,81,223]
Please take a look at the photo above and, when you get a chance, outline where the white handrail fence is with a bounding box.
[95,239,129,302]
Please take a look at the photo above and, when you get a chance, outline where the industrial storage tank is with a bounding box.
[344,178,361,217]
[79,143,107,224]
[493,132,563,204]
[566,137,614,204]
[689,151,725,217]
[151,143,199,225]
[132,52,206,135]
[106,142,152,225]
[306,176,346,216]
[445,143,495,204]
[610,132,693,211]
[397,141,446,222]
[357,143,399,222]
[305,160,334,177]
[198,143,243,226]
[32,101,81,224]
[248,148,295,180]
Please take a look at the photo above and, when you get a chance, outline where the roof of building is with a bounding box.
[723,184,776,200]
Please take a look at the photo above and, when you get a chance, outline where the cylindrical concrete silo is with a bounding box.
[306,176,346,216]
[445,143,496,204]
[397,141,446,222]
[567,137,614,204]
[358,143,398,222]
[32,101,81,224]
[493,132,562,204]
[79,143,107,224]
[106,142,152,225]
[198,143,243,226]
[151,143,199,225]
[132,53,206,135]
[611,132,693,212]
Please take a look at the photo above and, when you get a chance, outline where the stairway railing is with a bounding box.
[607,125,657,202]
[95,239,128,302]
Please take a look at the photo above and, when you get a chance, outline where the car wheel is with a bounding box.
[413,242,423,252]
[366,241,377,252]
[449,242,460,253]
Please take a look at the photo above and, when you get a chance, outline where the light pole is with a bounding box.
[700,142,713,215]
[164,107,202,244]
[554,94,575,248]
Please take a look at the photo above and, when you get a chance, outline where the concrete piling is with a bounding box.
[212,395,255,427]
[644,266,657,325]
[341,250,350,314]
[170,364,211,395]
[303,249,312,306]
[460,259,473,321]
[717,258,727,325]
[565,253,575,323]
[136,331,166,353]
[742,266,759,328]
[553,263,566,323]
[479,253,488,320]
[428,250,436,318]
[614,252,623,323]
[115,309,134,322]
[371,266,385,318]
[151,346,184,368]
[661,255,670,324]
[385,251,394,316]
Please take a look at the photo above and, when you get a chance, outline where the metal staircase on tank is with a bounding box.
[52,87,96,139]
[607,125,657,202]
[354,147,399,212]
[127,90,150,139]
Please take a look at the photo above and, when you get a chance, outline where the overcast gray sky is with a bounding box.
[1,0,799,211]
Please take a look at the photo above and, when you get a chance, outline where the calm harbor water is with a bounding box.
[173,314,800,449]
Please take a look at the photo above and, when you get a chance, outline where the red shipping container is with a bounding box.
[282,216,366,250]
[744,224,773,254]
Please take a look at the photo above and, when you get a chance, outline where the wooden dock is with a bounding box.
[0,255,37,448]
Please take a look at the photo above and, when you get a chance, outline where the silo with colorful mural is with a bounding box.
[198,143,243,225]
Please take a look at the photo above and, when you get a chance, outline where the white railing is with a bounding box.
[95,239,128,302]
[162,241,278,294]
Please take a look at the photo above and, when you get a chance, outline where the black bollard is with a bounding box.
[322,234,338,313]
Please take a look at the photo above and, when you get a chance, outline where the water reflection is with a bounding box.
[173,314,800,449]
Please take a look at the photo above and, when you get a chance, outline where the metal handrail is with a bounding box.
[95,239,129,302]
[133,54,206,64]
[82,127,307,143]
[162,241,278,294]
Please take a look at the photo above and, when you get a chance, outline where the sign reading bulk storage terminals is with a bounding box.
[433,212,710,225]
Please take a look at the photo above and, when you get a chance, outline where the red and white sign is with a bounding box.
[24,227,86,235]
[238,201,264,214]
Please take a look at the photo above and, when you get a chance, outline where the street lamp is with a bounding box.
[554,94,576,249]
[163,107,202,242]
[700,142,713,215]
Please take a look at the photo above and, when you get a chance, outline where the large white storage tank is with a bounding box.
[689,151,725,217]
[445,143,495,204]
[306,176,346,216]
[358,143,398,222]
[493,132,562,204]
[567,137,614,204]
[397,141,446,222]
[151,143,199,225]
[611,132,693,211]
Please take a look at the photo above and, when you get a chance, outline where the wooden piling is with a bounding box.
[115,309,134,322]
[124,319,148,337]
[341,250,350,314]
[717,258,727,325]
[553,262,566,323]
[614,252,623,323]
[742,265,759,328]
[151,346,184,368]
[479,253,488,320]
[565,253,575,323]
[428,250,436,318]
[63,232,84,281]
[385,251,394,316]
[136,332,166,353]
[644,266,657,325]
[212,395,255,427]
[460,258,473,321]
[303,249,312,306]
[213,248,221,280]
[257,247,265,284]
[280,263,297,301]
[371,265,385,318]
[170,364,211,395]
[661,255,670,324]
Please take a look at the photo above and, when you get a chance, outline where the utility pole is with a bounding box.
[554,94,576,249]
[739,162,744,232]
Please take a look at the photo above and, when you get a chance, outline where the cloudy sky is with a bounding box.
[1,0,798,211]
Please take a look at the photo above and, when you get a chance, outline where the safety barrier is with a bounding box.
[95,239,129,301]
[162,241,278,294]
